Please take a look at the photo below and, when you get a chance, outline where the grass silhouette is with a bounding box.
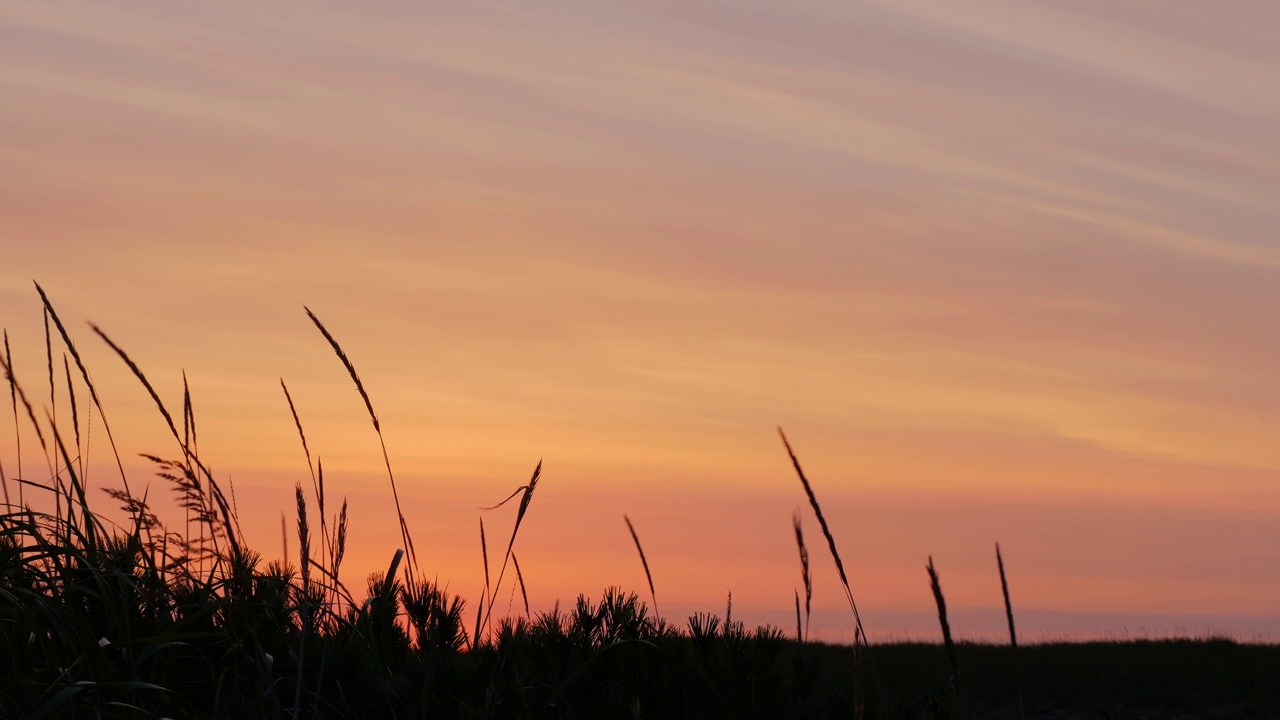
[1,287,1277,719]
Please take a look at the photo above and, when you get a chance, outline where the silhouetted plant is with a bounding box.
[5,286,1272,719]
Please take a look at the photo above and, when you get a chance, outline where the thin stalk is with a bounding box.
[794,590,803,643]
[35,282,133,500]
[997,542,1024,718]
[294,484,311,719]
[480,459,542,634]
[6,330,24,507]
[927,556,960,701]
[793,512,812,642]
[624,514,658,617]
[303,307,416,582]
[62,355,81,478]
[778,427,881,704]
[90,323,243,566]
[44,308,56,470]
[281,379,327,571]
[512,552,530,619]
[475,517,491,644]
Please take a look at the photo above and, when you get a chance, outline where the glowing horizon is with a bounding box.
[2,0,1279,641]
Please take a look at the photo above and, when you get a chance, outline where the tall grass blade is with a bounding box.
[330,491,348,581]
[44,310,63,529]
[794,589,802,642]
[624,514,658,617]
[481,459,542,632]
[0,349,49,459]
[90,324,243,563]
[997,542,1025,718]
[295,483,311,719]
[303,306,417,580]
[182,371,198,459]
[44,309,56,455]
[474,515,494,644]
[480,516,492,591]
[381,548,404,598]
[4,329,19,506]
[927,556,960,701]
[512,552,530,619]
[793,512,812,642]
[34,282,132,498]
[62,355,80,468]
[778,428,881,709]
[89,324,180,441]
[777,430,868,638]
[47,409,104,550]
[281,379,328,569]
[280,380,318,505]
[472,589,485,650]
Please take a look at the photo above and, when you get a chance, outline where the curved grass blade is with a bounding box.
[303,306,417,580]
[624,514,658,617]
[34,282,132,498]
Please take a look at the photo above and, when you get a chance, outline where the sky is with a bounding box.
[2,0,1280,642]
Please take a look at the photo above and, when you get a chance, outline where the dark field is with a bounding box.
[851,639,1280,719]
[4,570,1278,720]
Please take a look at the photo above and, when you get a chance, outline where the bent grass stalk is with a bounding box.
[281,379,329,573]
[304,307,417,583]
[778,429,864,632]
[480,459,542,635]
[779,427,883,717]
[89,323,243,566]
[35,282,133,500]
[624,514,658,617]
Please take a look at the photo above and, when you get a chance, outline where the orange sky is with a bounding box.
[3,0,1280,641]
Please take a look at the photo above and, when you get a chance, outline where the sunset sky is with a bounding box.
[3,0,1280,641]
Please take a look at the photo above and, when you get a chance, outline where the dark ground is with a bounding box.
[816,639,1280,719]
